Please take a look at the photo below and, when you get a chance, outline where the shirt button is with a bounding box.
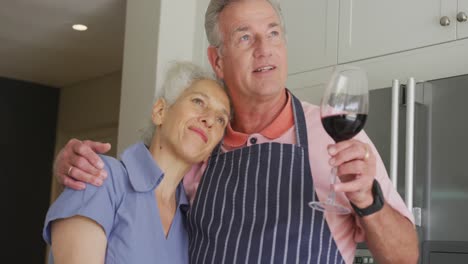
[250,137,257,144]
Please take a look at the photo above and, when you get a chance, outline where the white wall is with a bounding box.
[117,0,203,154]
[51,72,121,201]
[57,73,122,134]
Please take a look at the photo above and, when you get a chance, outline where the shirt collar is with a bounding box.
[121,142,164,193]
[223,90,294,148]
[178,184,189,207]
[120,142,189,206]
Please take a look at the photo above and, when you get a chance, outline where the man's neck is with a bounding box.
[230,90,288,134]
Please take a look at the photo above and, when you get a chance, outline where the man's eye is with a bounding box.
[240,34,250,42]
[192,98,204,106]
[269,30,280,38]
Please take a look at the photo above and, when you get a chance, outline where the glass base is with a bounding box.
[309,201,351,215]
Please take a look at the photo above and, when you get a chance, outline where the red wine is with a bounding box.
[322,114,367,142]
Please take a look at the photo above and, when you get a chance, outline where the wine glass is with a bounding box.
[309,65,369,215]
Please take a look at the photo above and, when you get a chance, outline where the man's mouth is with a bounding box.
[253,65,275,73]
[189,127,208,143]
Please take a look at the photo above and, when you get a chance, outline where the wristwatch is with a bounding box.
[351,179,384,217]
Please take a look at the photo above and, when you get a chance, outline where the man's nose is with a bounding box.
[253,36,272,58]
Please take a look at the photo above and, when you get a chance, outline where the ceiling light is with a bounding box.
[72,24,88,31]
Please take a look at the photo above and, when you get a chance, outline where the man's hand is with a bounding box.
[327,139,376,208]
[54,139,111,190]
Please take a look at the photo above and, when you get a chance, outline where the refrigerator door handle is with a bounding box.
[405,78,415,211]
[405,78,422,226]
[390,80,400,189]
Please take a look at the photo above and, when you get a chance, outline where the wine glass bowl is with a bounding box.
[309,65,369,215]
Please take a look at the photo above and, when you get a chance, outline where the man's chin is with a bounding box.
[253,84,285,97]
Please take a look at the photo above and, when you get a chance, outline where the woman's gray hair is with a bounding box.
[141,61,222,145]
[205,0,285,50]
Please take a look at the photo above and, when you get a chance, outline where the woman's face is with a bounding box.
[155,79,231,164]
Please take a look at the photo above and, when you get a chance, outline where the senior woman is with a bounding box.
[43,61,231,264]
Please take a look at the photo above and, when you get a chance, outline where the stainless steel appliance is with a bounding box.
[354,74,468,264]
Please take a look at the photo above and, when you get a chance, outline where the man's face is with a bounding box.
[212,0,288,103]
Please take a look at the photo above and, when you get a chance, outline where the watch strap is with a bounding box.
[351,179,385,217]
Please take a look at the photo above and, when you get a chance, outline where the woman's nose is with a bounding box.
[200,112,215,127]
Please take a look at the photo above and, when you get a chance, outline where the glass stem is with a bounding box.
[326,167,337,205]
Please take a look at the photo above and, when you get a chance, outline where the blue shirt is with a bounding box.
[43,142,189,263]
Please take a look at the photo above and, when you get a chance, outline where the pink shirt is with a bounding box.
[184,97,414,264]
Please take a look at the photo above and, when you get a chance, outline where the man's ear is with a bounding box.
[207,46,224,79]
[152,98,167,126]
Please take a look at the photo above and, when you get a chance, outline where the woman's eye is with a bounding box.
[192,98,204,106]
[216,117,226,125]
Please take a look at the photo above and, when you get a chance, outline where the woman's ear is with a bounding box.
[207,46,224,79]
[152,98,167,126]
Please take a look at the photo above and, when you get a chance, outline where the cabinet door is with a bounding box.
[286,67,334,104]
[281,0,339,74]
[458,0,468,39]
[338,0,457,63]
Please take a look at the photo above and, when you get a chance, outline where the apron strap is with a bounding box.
[289,90,309,151]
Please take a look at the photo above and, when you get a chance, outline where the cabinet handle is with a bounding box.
[440,16,451,26]
[457,12,468,23]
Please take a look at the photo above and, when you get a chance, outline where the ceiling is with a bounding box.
[0,0,126,88]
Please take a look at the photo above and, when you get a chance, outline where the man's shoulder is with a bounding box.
[299,100,319,109]
[299,100,320,118]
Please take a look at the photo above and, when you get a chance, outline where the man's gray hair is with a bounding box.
[141,61,222,145]
[205,0,285,49]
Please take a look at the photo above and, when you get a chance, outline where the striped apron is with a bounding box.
[188,95,344,264]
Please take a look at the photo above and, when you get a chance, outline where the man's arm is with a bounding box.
[360,203,418,263]
[330,139,419,264]
[54,139,111,190]
[51,216,107,264]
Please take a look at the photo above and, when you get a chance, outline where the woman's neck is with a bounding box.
[149,138,191,200]
[149,138,190,238]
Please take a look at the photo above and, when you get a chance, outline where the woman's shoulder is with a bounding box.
[43,155,130,243]
[99,154,131,192]
[100,155,126,175]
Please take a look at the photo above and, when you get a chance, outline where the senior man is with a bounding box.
[53,1,418,263]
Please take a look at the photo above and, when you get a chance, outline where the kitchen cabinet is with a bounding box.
[458,1,468,38]
[338,0,461,63]
[281,0,339,74]
[281,0,468,72]
[287,38,468,103]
